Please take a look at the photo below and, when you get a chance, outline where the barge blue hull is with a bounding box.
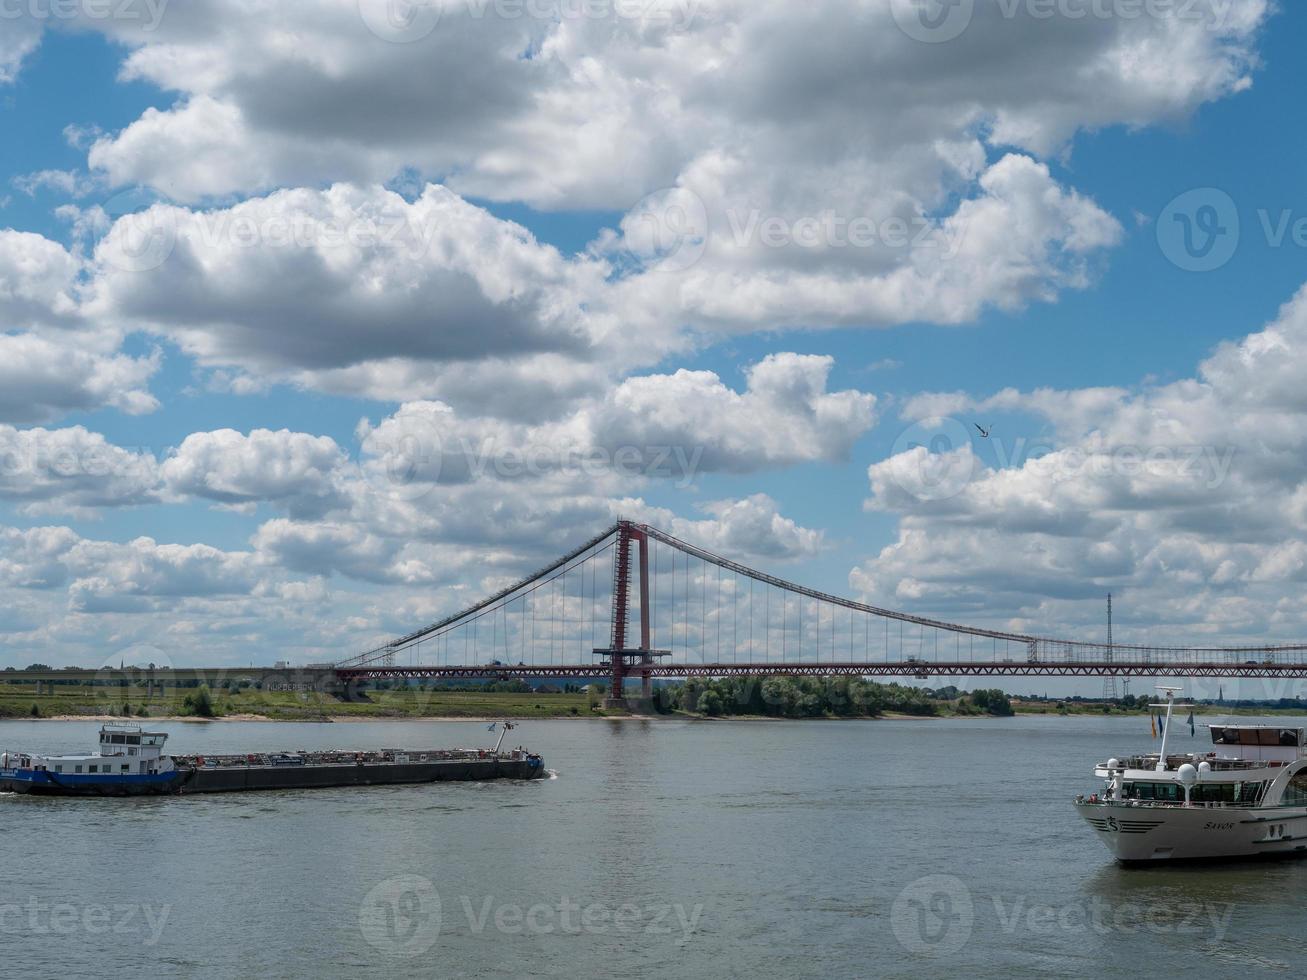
[0,757,545,796]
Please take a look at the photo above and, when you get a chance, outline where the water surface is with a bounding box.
[1,715,1303,978]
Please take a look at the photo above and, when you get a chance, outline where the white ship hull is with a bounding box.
[1076,801,1307,862]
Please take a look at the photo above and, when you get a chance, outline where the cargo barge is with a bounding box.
[0,723,545,796]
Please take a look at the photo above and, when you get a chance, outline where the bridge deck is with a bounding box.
[334,661,1307,680]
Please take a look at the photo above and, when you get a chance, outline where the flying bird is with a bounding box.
[974,423,992,439]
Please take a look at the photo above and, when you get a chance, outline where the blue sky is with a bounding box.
[1,1,1304,694]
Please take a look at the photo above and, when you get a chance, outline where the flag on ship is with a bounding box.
[1187,711,1195,736]
[1150,714,1157,738]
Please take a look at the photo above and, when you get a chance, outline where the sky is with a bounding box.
[3,0,1307,696]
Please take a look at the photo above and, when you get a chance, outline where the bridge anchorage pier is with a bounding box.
[596,520,670,710]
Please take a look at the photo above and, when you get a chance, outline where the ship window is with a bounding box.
[1123,782,1184,802]
[128,748,136,756]
[1236,782,1267,804]
[121,764,130,772]
[53,766,62,773]
[1283,771,1307,806]
[88,765,97,773]
[1190,783,1237,803]
[74,766,82,774]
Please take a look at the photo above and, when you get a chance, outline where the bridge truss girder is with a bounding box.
[336,661,1307,682]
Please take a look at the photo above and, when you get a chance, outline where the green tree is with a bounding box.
[698,689,723,716]
[969,689,1013,717]
[183,685,217,718]
[29,702,40,717]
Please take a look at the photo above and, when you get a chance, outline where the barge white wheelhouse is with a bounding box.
[0,724,181,795]
[1075,691,1307,862]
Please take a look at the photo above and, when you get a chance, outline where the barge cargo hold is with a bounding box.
[0,724,545,797]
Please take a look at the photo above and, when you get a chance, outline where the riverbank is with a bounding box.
[5,684,1302,724]
[0,687,601,722]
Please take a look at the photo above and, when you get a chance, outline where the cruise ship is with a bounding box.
[0,723,545,796]
[1075,690,1307,862]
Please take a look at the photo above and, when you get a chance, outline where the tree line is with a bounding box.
[644,676,1008,718]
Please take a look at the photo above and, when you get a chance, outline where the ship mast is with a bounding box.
[493,721,516,755]
[1150,686,1192,771]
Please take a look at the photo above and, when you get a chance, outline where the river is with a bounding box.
[1,714,1303,978]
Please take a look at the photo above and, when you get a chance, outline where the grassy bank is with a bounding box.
[1009,701,1307,717]
[6,681,1301,724]
[0,684,599,722]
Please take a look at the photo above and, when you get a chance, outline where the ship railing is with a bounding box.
[1077,797,1254,809]
[1099,754,1274,772]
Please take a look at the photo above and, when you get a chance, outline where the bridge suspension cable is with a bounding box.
[335,520,1307,675]
[336,523,620,669]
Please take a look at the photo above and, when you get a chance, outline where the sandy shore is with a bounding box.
[14,713,651,723]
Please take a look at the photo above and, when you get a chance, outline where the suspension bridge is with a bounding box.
[333,521,1307,706]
